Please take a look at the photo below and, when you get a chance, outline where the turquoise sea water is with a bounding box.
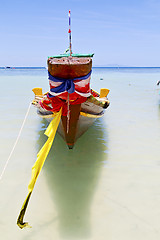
[0,67,160,240]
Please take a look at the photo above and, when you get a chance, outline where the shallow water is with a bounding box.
[0,68,160,239]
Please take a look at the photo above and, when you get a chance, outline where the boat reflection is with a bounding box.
[36,119,108,239]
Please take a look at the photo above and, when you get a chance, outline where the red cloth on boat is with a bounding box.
[40,95,87,116]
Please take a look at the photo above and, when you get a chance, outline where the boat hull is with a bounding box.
[36,100,105,148]
[32,54,109,148]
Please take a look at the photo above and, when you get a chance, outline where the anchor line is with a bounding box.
[0,103,32,180]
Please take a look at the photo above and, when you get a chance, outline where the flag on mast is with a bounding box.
[68,10,72,55]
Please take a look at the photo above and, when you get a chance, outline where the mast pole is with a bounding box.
[68,10,72,56]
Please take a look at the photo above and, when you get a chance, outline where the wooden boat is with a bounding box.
[32,11,110,149]
[16,10,111,231]
[32,56,110,149]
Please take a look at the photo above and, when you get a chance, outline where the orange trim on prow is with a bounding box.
[67,143,74,149]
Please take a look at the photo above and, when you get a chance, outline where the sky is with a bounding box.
[1,0,160,67]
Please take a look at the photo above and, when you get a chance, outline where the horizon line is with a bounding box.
[1,66,160,69]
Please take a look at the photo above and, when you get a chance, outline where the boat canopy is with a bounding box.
[48,53,94,58]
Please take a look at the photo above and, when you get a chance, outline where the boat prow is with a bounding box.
[31,11,110,149]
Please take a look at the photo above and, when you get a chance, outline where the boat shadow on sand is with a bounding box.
[36,118,108,239]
